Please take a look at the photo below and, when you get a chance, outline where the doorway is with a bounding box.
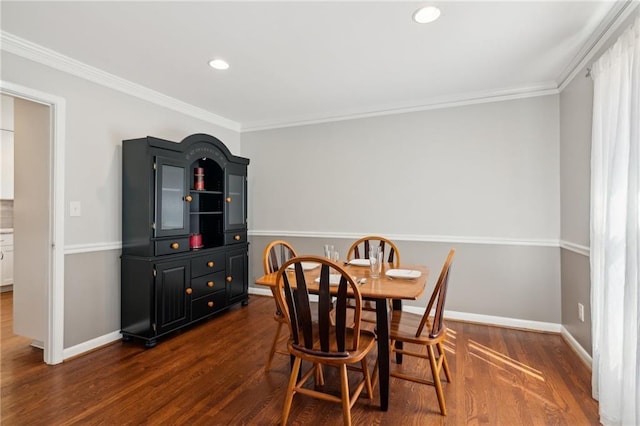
[0,81,65,365]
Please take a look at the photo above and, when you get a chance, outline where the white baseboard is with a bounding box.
[427,307,561,333]
[249,287,273,297]
[62,330,122,360]
[560,326,593,369]
[64,293,591,364]
[250,286,320,302]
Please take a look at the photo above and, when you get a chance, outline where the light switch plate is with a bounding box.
[70,201,81,217]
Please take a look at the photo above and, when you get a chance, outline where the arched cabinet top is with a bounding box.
[180,133,249,166]
[144,133,249,167]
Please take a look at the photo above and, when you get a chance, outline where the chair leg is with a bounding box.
[427,345,447,415]
[265,321,284,372]
[438,342,452,382]
[314,363,325,386]
[339,364,352,426]
[282,356,302,425]
[361,358,373,399]
[371,358,379,389]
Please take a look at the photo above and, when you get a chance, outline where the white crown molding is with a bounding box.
[241,85,559,132]
[558,0,640,91]
[248,229,559,248]
[560,240,590,257]
[0,31,241,133]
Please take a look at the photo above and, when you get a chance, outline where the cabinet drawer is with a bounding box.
[191,252,225,277]
[155,237,190,256]
[224,231,247,245]
[191,272,226,298]
[0,233,13,247]
[191,291,226,320]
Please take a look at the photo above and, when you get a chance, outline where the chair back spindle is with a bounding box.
[348,236,399,266]
[277,256,362,358]
[416,249,455,339]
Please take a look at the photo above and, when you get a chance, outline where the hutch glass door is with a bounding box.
[225,165,246,230]
[155,156,189,237]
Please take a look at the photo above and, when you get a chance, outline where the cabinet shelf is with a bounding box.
[190,190,223,195]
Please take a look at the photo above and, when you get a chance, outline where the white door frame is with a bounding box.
[1,81,65,365]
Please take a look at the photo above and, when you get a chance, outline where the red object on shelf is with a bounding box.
[190,233,203,249]
[194,167,205,190]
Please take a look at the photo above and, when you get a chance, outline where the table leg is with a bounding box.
[392,299,403,364]
[376,298,389,411]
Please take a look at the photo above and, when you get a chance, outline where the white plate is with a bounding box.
[385,269,422,279]
[348,258,370,266]
[286,262,320,271]
[314,274,343,285]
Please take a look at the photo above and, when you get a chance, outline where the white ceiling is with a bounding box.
[0,1,626,130]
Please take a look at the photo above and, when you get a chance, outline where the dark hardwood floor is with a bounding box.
[1,292,599,425]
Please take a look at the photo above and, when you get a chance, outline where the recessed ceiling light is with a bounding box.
[208,59,229,70]
[413,6,441,24]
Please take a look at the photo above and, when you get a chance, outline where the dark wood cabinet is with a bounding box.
[121,133,249,347]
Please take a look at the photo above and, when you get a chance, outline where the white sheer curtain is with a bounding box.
[590,15,640,426]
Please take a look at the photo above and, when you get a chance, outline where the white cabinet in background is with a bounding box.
[1,130,14,200]
[1,233,14,286]
[1,95,14,200]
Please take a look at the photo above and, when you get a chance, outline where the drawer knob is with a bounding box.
[208,301,214,308]
[207,281,214,288]
[185,195,193,203]
[186,288,193,295]
[171,242,180,250]
[234,235,241,241]
[226,276,232,282]
[207,261,214,268]
[226,197,232,203]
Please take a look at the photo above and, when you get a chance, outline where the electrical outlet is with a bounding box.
[578,303,585,322]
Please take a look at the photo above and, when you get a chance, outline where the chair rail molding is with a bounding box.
[249,230,559,248]
[559,240,590,257]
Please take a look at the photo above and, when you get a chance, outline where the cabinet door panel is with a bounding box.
[226,247,248,303]
[155,156,189,237]
[156,261,190,333]
[224,164,247,231]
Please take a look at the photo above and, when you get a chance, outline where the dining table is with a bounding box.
[254,260,429,411]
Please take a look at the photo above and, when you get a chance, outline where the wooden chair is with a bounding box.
[346,235,401,266]
[346,235,401,321]
[262,240,297,372]
[275,255,377,426]
[389,249,455,415]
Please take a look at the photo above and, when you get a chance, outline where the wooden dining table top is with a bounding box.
[254,262,429,301]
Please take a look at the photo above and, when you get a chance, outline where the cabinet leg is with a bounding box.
[241,298,249,306]
[145,339,157,349]
[121,334,132,342]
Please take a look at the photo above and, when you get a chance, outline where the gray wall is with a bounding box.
[243,95,562,325]
[559,64,594,354]
[2,51,241,348]
[245,96,560,239]
[558,8,640,356]
[249,235,561,323]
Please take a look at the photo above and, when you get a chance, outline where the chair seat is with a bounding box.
[289,328,377,365]
[390,310,446,345]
